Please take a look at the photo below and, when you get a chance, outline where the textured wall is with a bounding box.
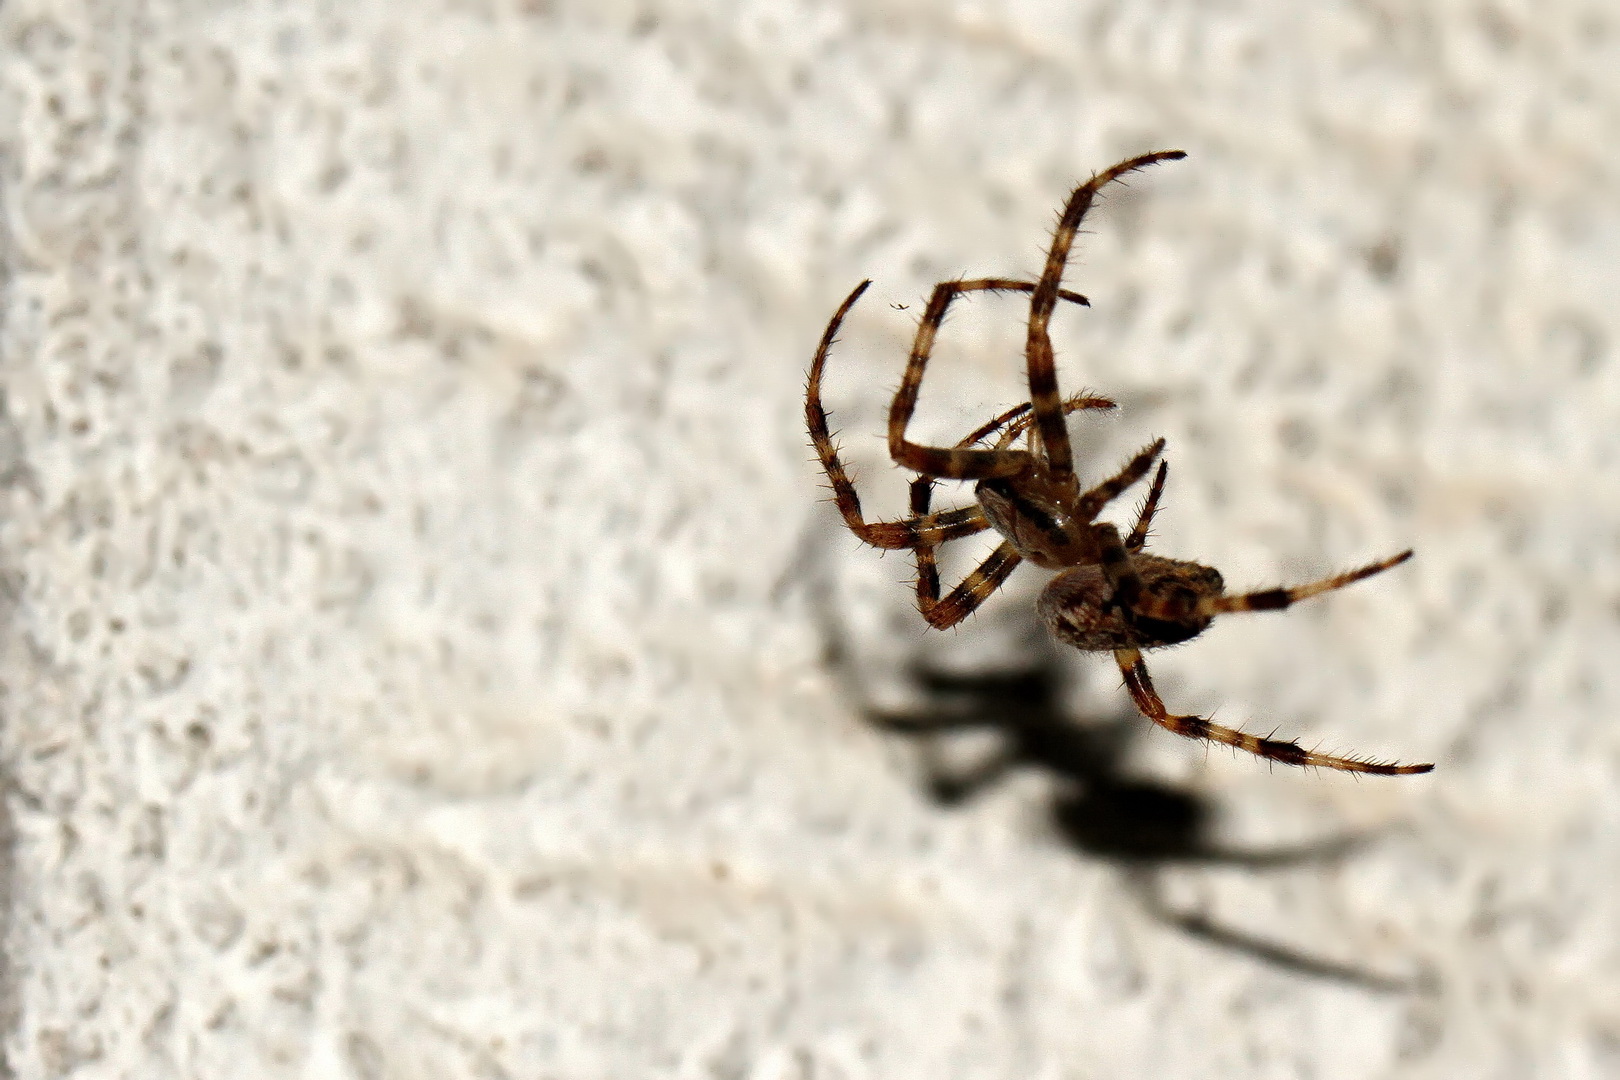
[2,1,1617,1077]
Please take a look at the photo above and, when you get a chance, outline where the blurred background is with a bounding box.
[2,1,1617,1076]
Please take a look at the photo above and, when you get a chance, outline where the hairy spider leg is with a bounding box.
[1073,438,1166,524]
[1025,150,1186,489]
[908,473,1025,630]
[1202,550,1415,616]
[889,278,1091,480]
[1125,461,1170,552]
[962,392,1117,453]
[808,280,994,550]
[1114,646,1434,775]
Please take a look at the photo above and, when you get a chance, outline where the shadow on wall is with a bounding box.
[803,540,1428,995]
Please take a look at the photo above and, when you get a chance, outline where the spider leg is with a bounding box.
[807,280,995,549]
[957,277,1093,309]
[1075,438,1167,522]
[1044,439,1165,611]
[889,279,1091,480]
[1114,647,1434,775]
[916,540,1024,630]
[911,469,1024,629]
[1201,550,1414,616]
[1026,150,1186,487]
[982,393,1117,452]
[963,401,1036,449]
[1126,461,1170,552]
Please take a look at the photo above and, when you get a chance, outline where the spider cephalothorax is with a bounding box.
[806,150,1431,776]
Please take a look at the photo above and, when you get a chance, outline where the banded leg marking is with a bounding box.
[908,470,1024,630]
[1115,647,1434,775]
[1203,551,1414,616]
[1126,461,1169,552]
[1025,150,1187,486]
[1075,438,1167,523]
[890,279,1092,480]
[807,279,993,549]
[915,540,1025,630]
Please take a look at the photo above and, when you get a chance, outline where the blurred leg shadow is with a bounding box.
[804,544,1421,993]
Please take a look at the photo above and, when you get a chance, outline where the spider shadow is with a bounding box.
[821,626,1419,993]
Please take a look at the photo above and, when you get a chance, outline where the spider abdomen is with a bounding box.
[1038,555,1224,652]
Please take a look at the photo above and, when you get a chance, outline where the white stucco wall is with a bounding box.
[2,1,1618,1077]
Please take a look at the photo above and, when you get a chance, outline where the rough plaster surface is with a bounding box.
[1,1,1618,1077]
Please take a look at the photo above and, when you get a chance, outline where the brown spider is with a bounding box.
[806,150,1432,776]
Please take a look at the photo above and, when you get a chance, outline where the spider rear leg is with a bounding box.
[889,278,1092,481]
[1202,550,1414,616]
[910,474,1024,630]
[1114,647,1434,775]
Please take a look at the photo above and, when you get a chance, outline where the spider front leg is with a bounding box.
[1114,647,1434,775]
[889,278,1092,481]
[1075,439,1167,524]
[1025,150,1186,486]
[808,280,995,550]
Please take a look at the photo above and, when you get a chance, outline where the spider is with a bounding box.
[806,150,1432,776]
